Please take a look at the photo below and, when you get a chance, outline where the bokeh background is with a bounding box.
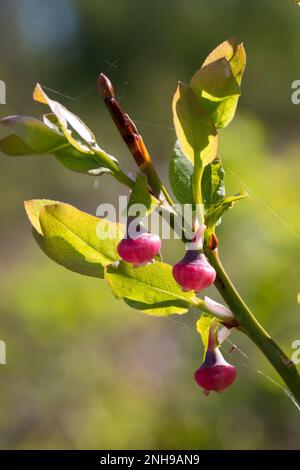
[0,0,300,449]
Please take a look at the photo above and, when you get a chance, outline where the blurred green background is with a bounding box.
[0,0,300,450]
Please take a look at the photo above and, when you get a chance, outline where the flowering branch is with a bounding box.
[1,38,299,403]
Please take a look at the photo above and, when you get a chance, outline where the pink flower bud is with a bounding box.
[194,349,237,394]
[194,323,237,394]
[172,250,216,292]
[117,231,161,267]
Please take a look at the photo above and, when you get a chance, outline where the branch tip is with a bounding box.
[98,73,114,100]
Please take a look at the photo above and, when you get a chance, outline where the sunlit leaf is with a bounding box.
[191,58,240,101]
[0,114,114,175]
[205,190,249,229]
[0,115,65,153]
[168,142,225,210]
[54,146,101,174]
[105,261,196,316]
[202,38,245,85]
[43,112,62,133]
[25,200,124,279]
[196,314,215,360]
[190,38,246,128]
[202,156,225,209]
[34,84,97,154]
[0,134,35,156]
[24,199,59,235]
[172,82,218,166]
[42,112,105,173]
[168,140,194,204]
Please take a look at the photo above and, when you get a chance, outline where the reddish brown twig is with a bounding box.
[98,73,173,204]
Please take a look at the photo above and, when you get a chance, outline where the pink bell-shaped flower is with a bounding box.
[117,221,161,268]
[194,322,237,395]
[172,250,216,292]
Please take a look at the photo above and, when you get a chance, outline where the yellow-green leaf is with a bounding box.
[168,140,194,204]
[0,115,65,153]
[196,314,215,360]
[205,190,249,229]
[105,261,197,316]
[172,82,218,167]
[24,199,59,235]
[202,156,225,209]
[25,200,124,279]
[0,115,102,175]
[190,38,246,128]
[0,134,36,156]
[33,84,97,154]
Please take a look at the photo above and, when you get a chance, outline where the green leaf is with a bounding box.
[191,57,240,101]
[33,84,97,154]
[202,156,225,209]
[168,141,194,204]
[24,199,59,235]
[43,112,62,132]
[54,146,102,174]
[41,113,110,173]
[172,82,218,167]
[39,203,124,278]
[25,200,124,279]
[196,314,215,360]
[127,173,159,216]
[0,134,36,156]
[105,261,196,316]
[190,38,246,128]
[24,199,73,278]
[0,86,124,181]
[168,142,225,210]
[0,115,66,153]
[42,112,119,170]
[0,114,111,176]
[205,190,249,229]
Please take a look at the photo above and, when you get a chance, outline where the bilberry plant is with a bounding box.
[1,38,299,401]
